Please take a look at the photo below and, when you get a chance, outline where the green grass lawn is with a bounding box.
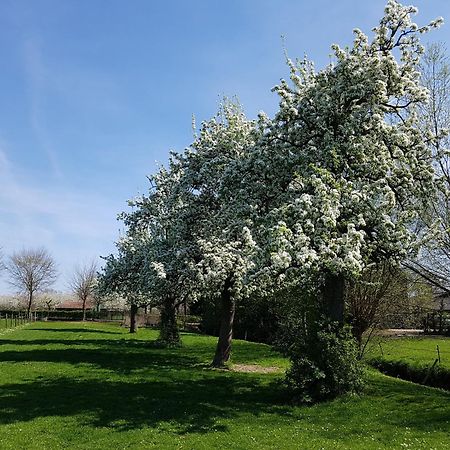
[0,322,449,449]
[365,335,450,369]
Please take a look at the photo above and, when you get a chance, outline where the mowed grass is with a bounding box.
[0,322,448,449]
[365,335,450,369]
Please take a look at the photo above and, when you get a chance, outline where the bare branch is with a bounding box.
[68,260,98,321]
[5,248,58,315]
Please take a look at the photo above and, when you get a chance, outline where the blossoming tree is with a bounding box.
[256,0,441,324]
[119,160,200,345]
[101,0,443,397]
[176,100,259,366]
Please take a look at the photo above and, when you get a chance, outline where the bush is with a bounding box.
[41,310,124,321]
[285,324,365,403]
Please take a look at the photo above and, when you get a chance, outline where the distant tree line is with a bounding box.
[0,248,102,321]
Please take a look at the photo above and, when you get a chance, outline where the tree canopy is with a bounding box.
[100,0,445,394]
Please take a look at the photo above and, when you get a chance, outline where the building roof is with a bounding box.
[56,299,94,310]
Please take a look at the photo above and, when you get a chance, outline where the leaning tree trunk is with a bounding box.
[323,271,345,324]
[129,303,138,333]
[158,296,180,346]
[212,277,235,367]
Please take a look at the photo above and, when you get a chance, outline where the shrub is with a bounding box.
[285,323,365,403]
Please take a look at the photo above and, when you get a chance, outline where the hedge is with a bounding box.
[45,310,124,321]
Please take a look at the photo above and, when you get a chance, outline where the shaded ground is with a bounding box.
[0,322,448,449]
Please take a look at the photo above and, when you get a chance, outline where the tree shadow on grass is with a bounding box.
[1,325,449,439]
[0,370,448,438]
[0,375,289,434]
[0,338,273,374]
[0,338,147,348]
[26,327,123,334]
[0,345,200,373]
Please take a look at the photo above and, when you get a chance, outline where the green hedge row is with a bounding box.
[45,310,125,321]
[369,357,450,391]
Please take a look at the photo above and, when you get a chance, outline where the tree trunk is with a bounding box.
[82,297,87,321]
[130,303,138,333]
[351,320,367,346]
[27,291,33,318]
[158,296,180,345]
[212,277,235,367]
[323,272,345,324]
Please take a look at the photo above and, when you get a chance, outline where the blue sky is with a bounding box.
[0,0,448,294]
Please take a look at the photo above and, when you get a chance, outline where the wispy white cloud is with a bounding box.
[0,146,118,242]
[22,37,63,179]
[0,146,119,292]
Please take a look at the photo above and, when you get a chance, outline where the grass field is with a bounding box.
[365,335,450,369]
[0,322,449,449]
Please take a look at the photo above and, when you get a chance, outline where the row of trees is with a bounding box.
[0,248,98,320]
[100,2,446,400]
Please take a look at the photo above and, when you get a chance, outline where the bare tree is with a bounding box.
[6,248,58,316]
[347,264,433,357]
[346,264,398,345]
[407,43,450,293]
[346,263,411,358]
[68,261,97,321]
[37,290,61,318]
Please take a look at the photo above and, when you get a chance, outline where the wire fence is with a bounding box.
[0,312,37,330]
[370,339,450,389]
